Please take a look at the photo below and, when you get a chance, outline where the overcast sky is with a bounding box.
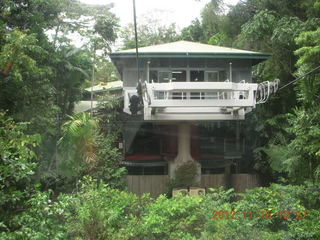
[80,0,240,30]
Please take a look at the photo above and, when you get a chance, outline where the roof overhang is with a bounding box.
[110,51,270,60]
[109,41,271,73]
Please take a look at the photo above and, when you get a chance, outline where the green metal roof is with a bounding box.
[110,41,270,60]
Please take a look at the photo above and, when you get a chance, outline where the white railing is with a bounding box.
[143,81,257,108]
[137,79,279,121]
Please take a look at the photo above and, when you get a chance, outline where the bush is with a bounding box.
[167,161,200,196]
[2,177,320,240]
[140,195,205,240]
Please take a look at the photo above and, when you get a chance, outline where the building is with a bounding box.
[110,41,279,195]
[74,80,123,113]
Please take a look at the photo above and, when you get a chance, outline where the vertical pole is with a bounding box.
[147,61,150,82]
[133,0,140,82]
[229,62,233,100]
[229,62,232,82]
[236,121,240,151]
[90,45,96,117]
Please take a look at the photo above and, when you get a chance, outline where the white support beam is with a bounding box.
[149,82,257,92]
[144,113,245,121]
[151,99,254,107]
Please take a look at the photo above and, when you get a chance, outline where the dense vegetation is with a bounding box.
[1,178,320,239]
[1,0,320,239]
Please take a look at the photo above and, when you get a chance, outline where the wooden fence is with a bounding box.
[126,175,169,197]
[126,174,260,197]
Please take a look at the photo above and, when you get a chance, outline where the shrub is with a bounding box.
[140,194,205,240]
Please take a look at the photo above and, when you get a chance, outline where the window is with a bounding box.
[205,70,227,82]
[149,70,158,83]
[172,70,186,82]
[190,71,205,99]
[206,71,219,82]
[190,70,204,82]
[219,71,227,81]
[158,71,170,83]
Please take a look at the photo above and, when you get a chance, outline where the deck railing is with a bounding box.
[144,81,257,107]
[141,81,258,120]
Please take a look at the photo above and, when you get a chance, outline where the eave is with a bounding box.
[109,51,270,60]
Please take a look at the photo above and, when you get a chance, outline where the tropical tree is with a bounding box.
[245,0,320,183]
[264,2,320,183]
[120,15,179,49]
[180,19,204,42]
[0,112,40,231]
[58,113,99,179]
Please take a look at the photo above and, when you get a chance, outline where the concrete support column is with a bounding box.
[169,123,201,184]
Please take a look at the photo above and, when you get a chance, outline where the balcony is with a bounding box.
[141,81,258,121]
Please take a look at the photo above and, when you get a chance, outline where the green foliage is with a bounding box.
[260,108,320,183]
[94,58,118,83]
[241,10,277,48]
[0,29,42,78]
[208,32,228,46]
[0,112,40,234]
[260,1,320,183]
[225,0,320,184]
[120,15,179,49]
[200,0,226,43]
[1,190,68,240]
[2,0,320,239]
[180,19,205,42]
[295,25,320,107]
[2,174,320,240]
[90,135,126,189]
[57,96,126,190]
[202,184,320,240]
[0,0,61,33]
[58,113,99,180]
[65,177,143,240]
[141,195,205,240]
[94,94,127,189]
[286,108,320,181]
[167,161,200,193]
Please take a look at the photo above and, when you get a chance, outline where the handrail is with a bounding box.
[138,79,280,120]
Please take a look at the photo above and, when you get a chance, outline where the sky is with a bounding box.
[80,0,240,30]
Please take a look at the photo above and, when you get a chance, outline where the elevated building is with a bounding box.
[110,41,279,195]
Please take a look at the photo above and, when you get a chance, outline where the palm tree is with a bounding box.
[58,113,99,167]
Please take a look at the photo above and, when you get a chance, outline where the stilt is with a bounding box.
[169,123,201,184]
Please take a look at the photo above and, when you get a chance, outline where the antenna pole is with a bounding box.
[133,0,140,82]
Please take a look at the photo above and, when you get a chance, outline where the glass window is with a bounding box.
[158,72,170,83]
[231,71,240,82]
[219,71,227,81]
[190,70,204,82]
[172,70,186,82]
[149,70,158,83]
[171,92,187,100]
[206,71,219,82]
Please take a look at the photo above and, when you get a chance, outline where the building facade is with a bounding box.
[110,41,278,193]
